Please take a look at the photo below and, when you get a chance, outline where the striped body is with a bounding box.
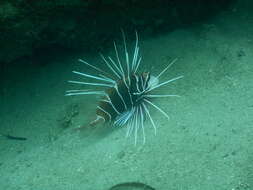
[66,31,183,144]
[96,73,151,125]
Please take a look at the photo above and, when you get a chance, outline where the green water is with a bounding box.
[0,2,253,190]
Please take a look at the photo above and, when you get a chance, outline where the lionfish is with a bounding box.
[66,31,183,144]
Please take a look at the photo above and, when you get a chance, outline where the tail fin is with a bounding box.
[89,115,105,127]
[73,115,105,131]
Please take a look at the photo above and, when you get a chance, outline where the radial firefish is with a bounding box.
[66,31,183,144]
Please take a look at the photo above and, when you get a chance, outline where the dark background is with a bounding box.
[0,0,235,66]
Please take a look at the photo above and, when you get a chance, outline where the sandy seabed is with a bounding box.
[0,2,253,190]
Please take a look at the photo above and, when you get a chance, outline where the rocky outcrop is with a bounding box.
[0,0,234,64]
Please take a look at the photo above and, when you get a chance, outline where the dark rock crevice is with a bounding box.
[0,0,236,66]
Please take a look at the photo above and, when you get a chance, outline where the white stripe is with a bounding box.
[134,107,139,145]
[72,71,114,84]
[104,95,121,115]
[146,75,184,92]
[113,41,125,78]
[78,59,111,76]
[122,79,133,107]
[156,58,178,79]
[121,30,130,85]
[126,107,136,137]
[65,90,105,96]
[132,31,139,72]
[144,94,180,98]
[132,47,139,72]
[108,56,124,78]
[134,56,142,73]
[114,109,134,126]
[100,54,121,79]
[140,75,144,91]
[97,106,112,121]
[143,73,148,90]
[144,99,170,120]
[114,84,127,110]
[126,108,135,137]
[134,74,141,93]
[68,80,113,88]
[142,102,157,135]
[139,105,146,144]
[99,74,115,84]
